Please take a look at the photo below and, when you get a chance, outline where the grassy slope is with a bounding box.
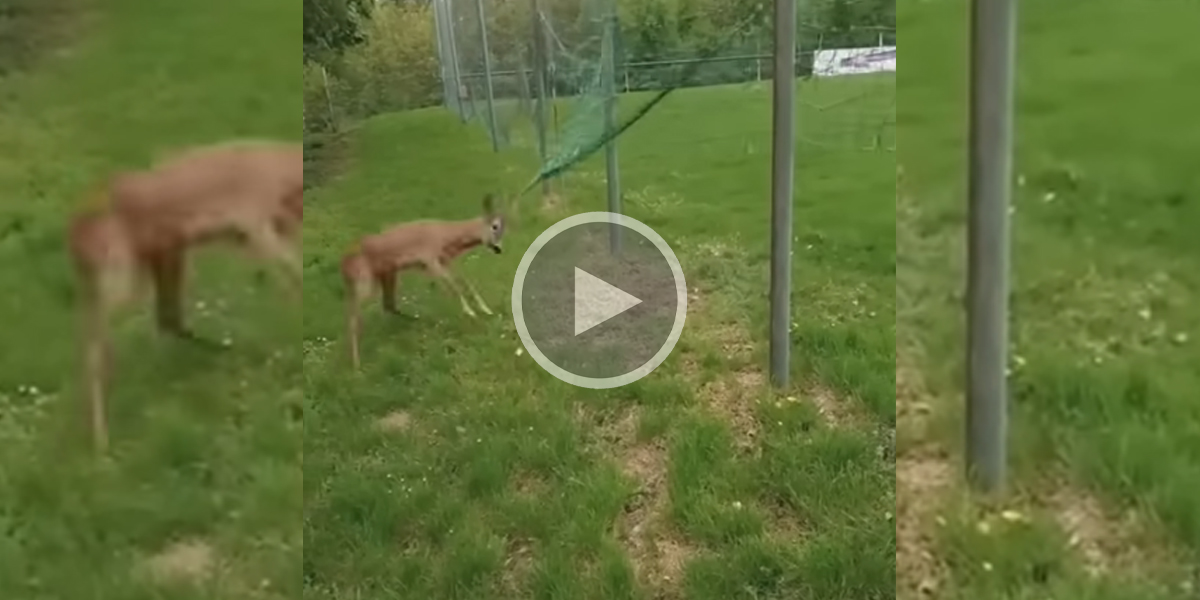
[303,77,895,599]
[0,0,302,598]
[899,0,1200,597]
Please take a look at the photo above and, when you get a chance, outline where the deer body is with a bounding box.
[68,140,303,453]
[342,195,505,370]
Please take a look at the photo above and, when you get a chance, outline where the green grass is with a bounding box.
[0,0,301,598]
[899,0,1200,597]
[303,76,895,598]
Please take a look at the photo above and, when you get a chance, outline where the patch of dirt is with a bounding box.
[761,500,805,544]
[1045,485,1152,579]
[897,449,953,598]
[510,470,550,499]
[805,384,854,428]
[897,354,935,443]
[374,410,412,432]
[139,538,215,585]
[498,536,537,595]
[709,322,755,362]
[594,405,696,598]
[895,349,953,598]
[698,369,762,451]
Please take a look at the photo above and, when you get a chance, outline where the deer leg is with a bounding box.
[424,260,477,318]
[342,253,374,371]
[379,270,401,315]
[245,222,302,300]
[148,246,194,339]
[460,277,494,316]
[80,259,135,454]
[82,298,111,454]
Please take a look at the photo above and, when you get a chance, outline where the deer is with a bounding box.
[66,140,303,453]
[341,193,506,370]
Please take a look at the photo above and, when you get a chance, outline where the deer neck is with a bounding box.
[443,218,485,258]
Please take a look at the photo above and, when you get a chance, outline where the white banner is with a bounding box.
[813,46,897,77]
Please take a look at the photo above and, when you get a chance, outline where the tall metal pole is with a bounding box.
[444,0,468,123]
[531,0,551,198]
[966,0,1017,494]
[432,0,453,111]
[769,0,796,388]
[602,11,622,253]
[474,0,500,152]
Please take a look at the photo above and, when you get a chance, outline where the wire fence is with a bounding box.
[302,2,895,190]
[426,2,896,155]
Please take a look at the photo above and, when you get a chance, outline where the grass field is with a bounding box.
[898,0,1200,597]
[0,0,302,598]
[302,76,896,598]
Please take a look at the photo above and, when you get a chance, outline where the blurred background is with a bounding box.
[0,0,301,598]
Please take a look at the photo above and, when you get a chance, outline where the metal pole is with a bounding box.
[432,0,452,111]
[474,0,500,151]
[321,65,337,132]
[602,12,621,253]
[769,0,796,388]
[531,0,551,197]
[445,0,468,123]
[966,0,1017,494]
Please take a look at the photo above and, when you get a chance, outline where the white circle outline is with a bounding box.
[511,212,688,389]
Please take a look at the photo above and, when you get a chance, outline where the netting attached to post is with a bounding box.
[432,0,896,191]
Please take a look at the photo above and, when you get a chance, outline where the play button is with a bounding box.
[512,212,687,389]
[574,267,642,336]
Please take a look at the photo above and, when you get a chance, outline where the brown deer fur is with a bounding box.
[67,140,303,453]
[341,194,505,370]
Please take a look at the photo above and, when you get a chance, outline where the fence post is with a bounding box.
[769,0,796,389]
[531,0,551,198]
[757,39,763,81]
[966,0,1017,495]
[602,9,622,254]
[444,0,469,122]
[320,65,337,132]
[474,0,500,151]
[432,0,453,112]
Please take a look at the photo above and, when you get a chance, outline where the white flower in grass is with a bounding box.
[1000,510,1027,523]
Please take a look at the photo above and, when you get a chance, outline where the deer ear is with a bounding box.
[482,193,496,216]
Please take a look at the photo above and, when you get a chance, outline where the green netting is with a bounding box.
[433,0,896,196]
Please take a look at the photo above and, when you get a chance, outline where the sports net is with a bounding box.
[433,0,895,194]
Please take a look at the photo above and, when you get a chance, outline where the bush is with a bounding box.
[338,4,441,116]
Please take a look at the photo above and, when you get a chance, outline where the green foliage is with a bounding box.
[305,3,442,134]
[303,0,372,63]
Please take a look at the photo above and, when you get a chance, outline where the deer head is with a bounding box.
[481,193,505,254]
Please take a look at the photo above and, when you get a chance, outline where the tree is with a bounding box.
[303,0,373,63]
